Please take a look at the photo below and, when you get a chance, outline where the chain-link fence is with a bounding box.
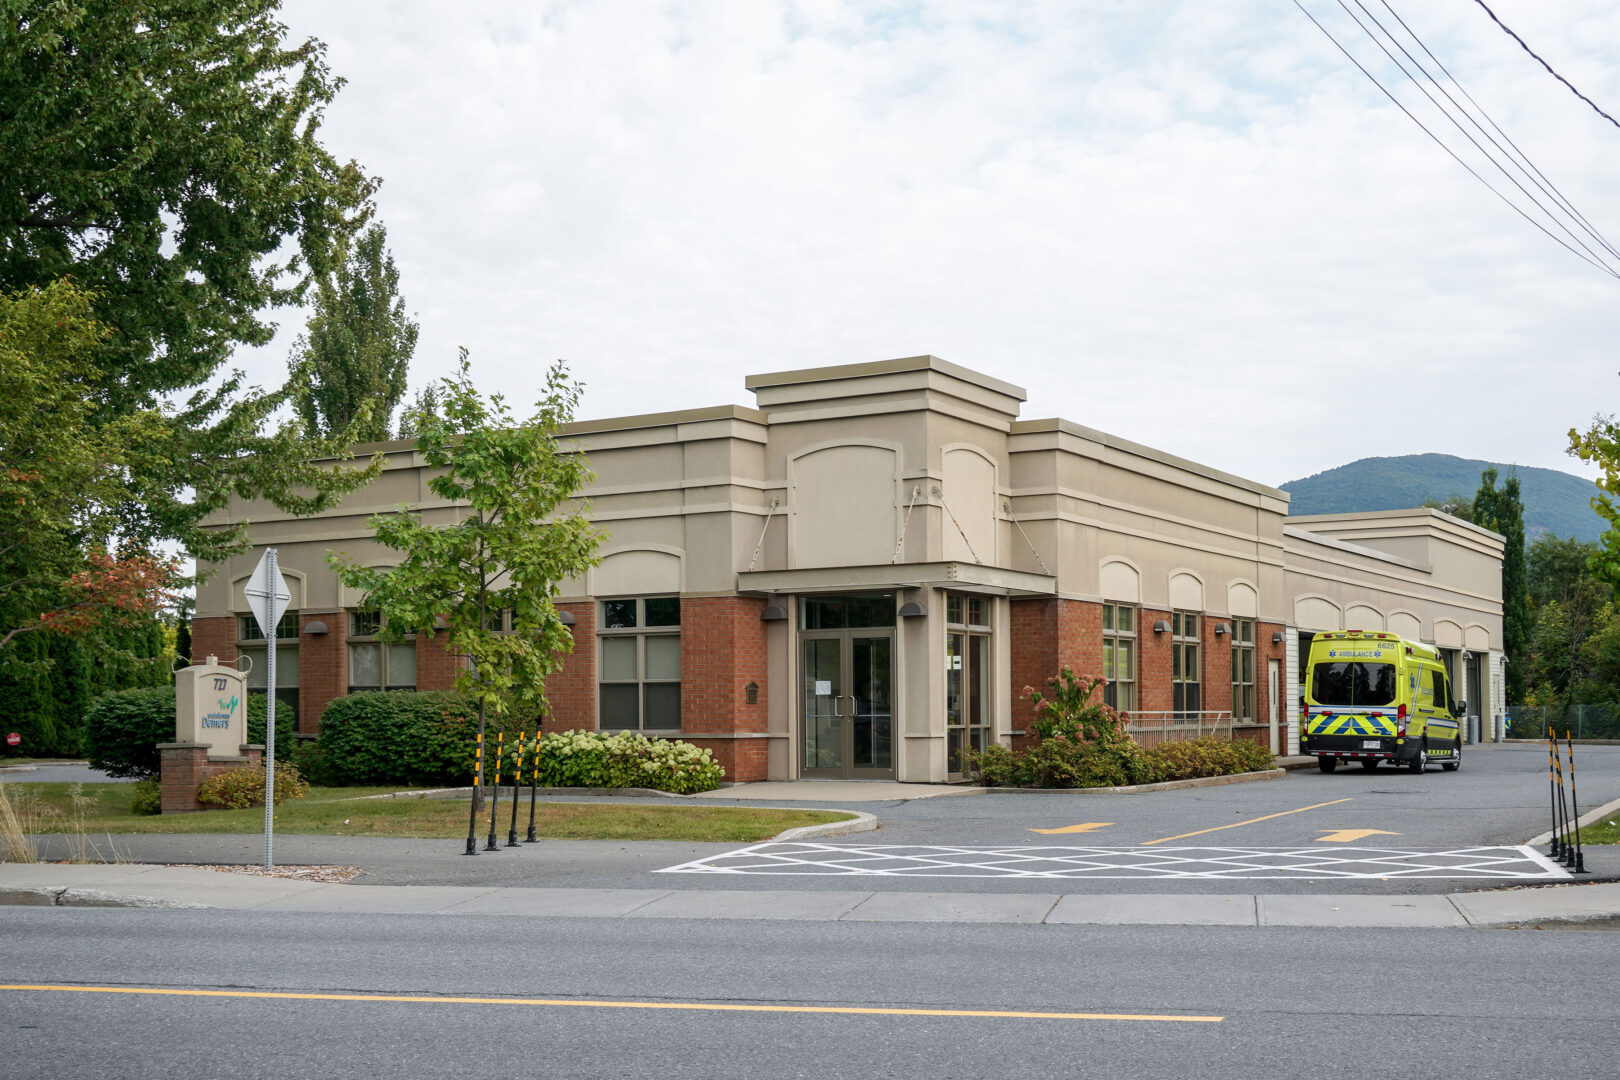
[1505,704,1620,740]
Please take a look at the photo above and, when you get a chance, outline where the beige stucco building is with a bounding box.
[194,355,1505,782]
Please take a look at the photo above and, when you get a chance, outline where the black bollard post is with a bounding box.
[507,730,523,847]
[525,726,540,843]
[1547,736,1563,860]
[1566,730,1588,874]
[464,732,484,855]
[1553,733,1574,866]
[485,731,504,852]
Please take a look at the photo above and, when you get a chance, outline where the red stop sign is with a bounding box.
[4,732,18,747]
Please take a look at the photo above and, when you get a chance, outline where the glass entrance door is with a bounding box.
[801,631,894,779]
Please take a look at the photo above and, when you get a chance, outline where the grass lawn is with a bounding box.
[0,782,855,843]
[1574,817,1618,845]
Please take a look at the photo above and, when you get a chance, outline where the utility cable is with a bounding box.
[1379,0,1620,263]
[1471,0,1620,132]
[1340,0,1619,272]
[1293,0,1620,280]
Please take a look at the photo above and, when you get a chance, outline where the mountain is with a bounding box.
[1280,454,1605,542]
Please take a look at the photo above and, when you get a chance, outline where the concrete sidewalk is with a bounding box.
[2,863,1617,927]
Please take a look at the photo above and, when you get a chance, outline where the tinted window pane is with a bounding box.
[1311,662,1398,707]
[644,597,680,627]
[644,683,681,729]
[1117,607,1134,633]
[242,647,267,689]
[599,684,640,728]
[967,598,986,626]
[1117,640,1134,681]
[601,637,637,681]
[947,596,964,625]
[386,643,416,688]
[602,599,637,629]
[348,643,381,688]
[645,635,681,680]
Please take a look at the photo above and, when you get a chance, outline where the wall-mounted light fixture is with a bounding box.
[1214,622,1231,636]
[556,610,576,626]
[1153,619,1171,634]
[303,620,328,636]
[1272,631,1286,645]
[761,603,788,622]
[897,601,927,618]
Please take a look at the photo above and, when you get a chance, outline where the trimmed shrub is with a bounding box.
[83,686,278,780]
[532,730,724,794]
[972,734,1157,789]
[129,779,162,816]
[1142,736,1275,779]
[311,691,527,787]
[197,763,309,810]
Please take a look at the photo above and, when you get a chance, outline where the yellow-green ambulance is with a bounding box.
[1300,631,1464,774]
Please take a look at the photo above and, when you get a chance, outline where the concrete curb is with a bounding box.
[987,768,1286,795]
[769,810,877,842]
[0,885,207,909]
[359,785,713,801]
[1524,793,1620,847]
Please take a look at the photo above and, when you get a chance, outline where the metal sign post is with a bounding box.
[244,548,291,871]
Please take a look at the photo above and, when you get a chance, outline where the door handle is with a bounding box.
[833,696,842,717]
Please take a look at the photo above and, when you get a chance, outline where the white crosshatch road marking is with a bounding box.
[655,843,1570,880]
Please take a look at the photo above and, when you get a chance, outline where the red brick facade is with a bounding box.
[297,612,345,735]
[158,743,264,813]
[679,596,770,782]
[1009,598,1102,746]
[546,602,596,733]
[190,615,235,667]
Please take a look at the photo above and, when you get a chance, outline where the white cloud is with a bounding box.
[247,0,1620,488]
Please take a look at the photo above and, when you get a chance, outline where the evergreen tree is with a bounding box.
[290,223,419,443]
[1475,468,1529,704]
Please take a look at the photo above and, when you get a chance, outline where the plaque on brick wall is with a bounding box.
[175,656,249,751]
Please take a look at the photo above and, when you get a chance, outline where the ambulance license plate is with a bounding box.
[1361,740,1381,749]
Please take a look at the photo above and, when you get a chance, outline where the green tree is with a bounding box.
[1474,468,1529,704]
[1,0,375,403]
[1,2,383,572]
[1570,414,1620,588]
[328,354,602,819]
[290,223,419,443]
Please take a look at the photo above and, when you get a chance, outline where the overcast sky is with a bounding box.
[249,0,1620,490]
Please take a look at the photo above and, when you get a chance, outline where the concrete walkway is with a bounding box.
[2,863,1617,927]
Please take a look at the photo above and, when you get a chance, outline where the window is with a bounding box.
[347,610,416,694]
[1230,618,1255,722]
[599,596,681,731]
[945,594,991,776]
[1102,603,1136,712]
[1172,610,1201,717]
[239,609,299,726]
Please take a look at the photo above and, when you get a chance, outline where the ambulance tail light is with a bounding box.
[1396,703,1407,736]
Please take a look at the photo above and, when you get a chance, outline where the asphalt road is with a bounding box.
[33,742,1619,895]
[2,907,1613,1080]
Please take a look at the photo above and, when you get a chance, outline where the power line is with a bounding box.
[1339,0,1620,269]
[1471,0,1620,132]
[1292,0,1620,280]
[1375,0,1620,264]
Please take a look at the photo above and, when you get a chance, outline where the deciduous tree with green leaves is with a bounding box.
[1570,415,1620,589]
[289,223,419,443]
[328,355,602,826]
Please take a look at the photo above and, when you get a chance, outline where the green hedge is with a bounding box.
[305,691,528,787]
[531,730,724,794]
[0,619,169,759]
[83,686,281,780]
[972,735,1275,789]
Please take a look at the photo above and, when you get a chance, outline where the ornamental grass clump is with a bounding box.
[531,731,724,794]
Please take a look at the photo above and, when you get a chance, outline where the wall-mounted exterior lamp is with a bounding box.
[897,601,927,618]
[1271,631,1286,645]
[1214,622,1231,636]
[556,610,576,626]
[761,603,789,621]
[1153,619,1171,634]
[303,620,328,636]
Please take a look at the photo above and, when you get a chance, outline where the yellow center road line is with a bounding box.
[1139,798,1353,846]
[1029,822,1114,835]
[0,984,1223,1024]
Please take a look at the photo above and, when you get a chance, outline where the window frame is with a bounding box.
[1172,610,1202,717]
[346,609,417,694]
[597,595,682,733]
[944,593,993,777]
[1230,617,1255,723]
[1101,602,1136,713]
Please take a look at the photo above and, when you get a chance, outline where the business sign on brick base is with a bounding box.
[174,657,248,750]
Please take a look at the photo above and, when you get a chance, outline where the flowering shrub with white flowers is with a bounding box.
[531,730,725,794]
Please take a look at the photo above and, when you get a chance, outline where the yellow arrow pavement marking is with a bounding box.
[1140,798,1353,846]
[1315,829,1400,843]
[0,985,1222,1024]
[1029,822,1114,835]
